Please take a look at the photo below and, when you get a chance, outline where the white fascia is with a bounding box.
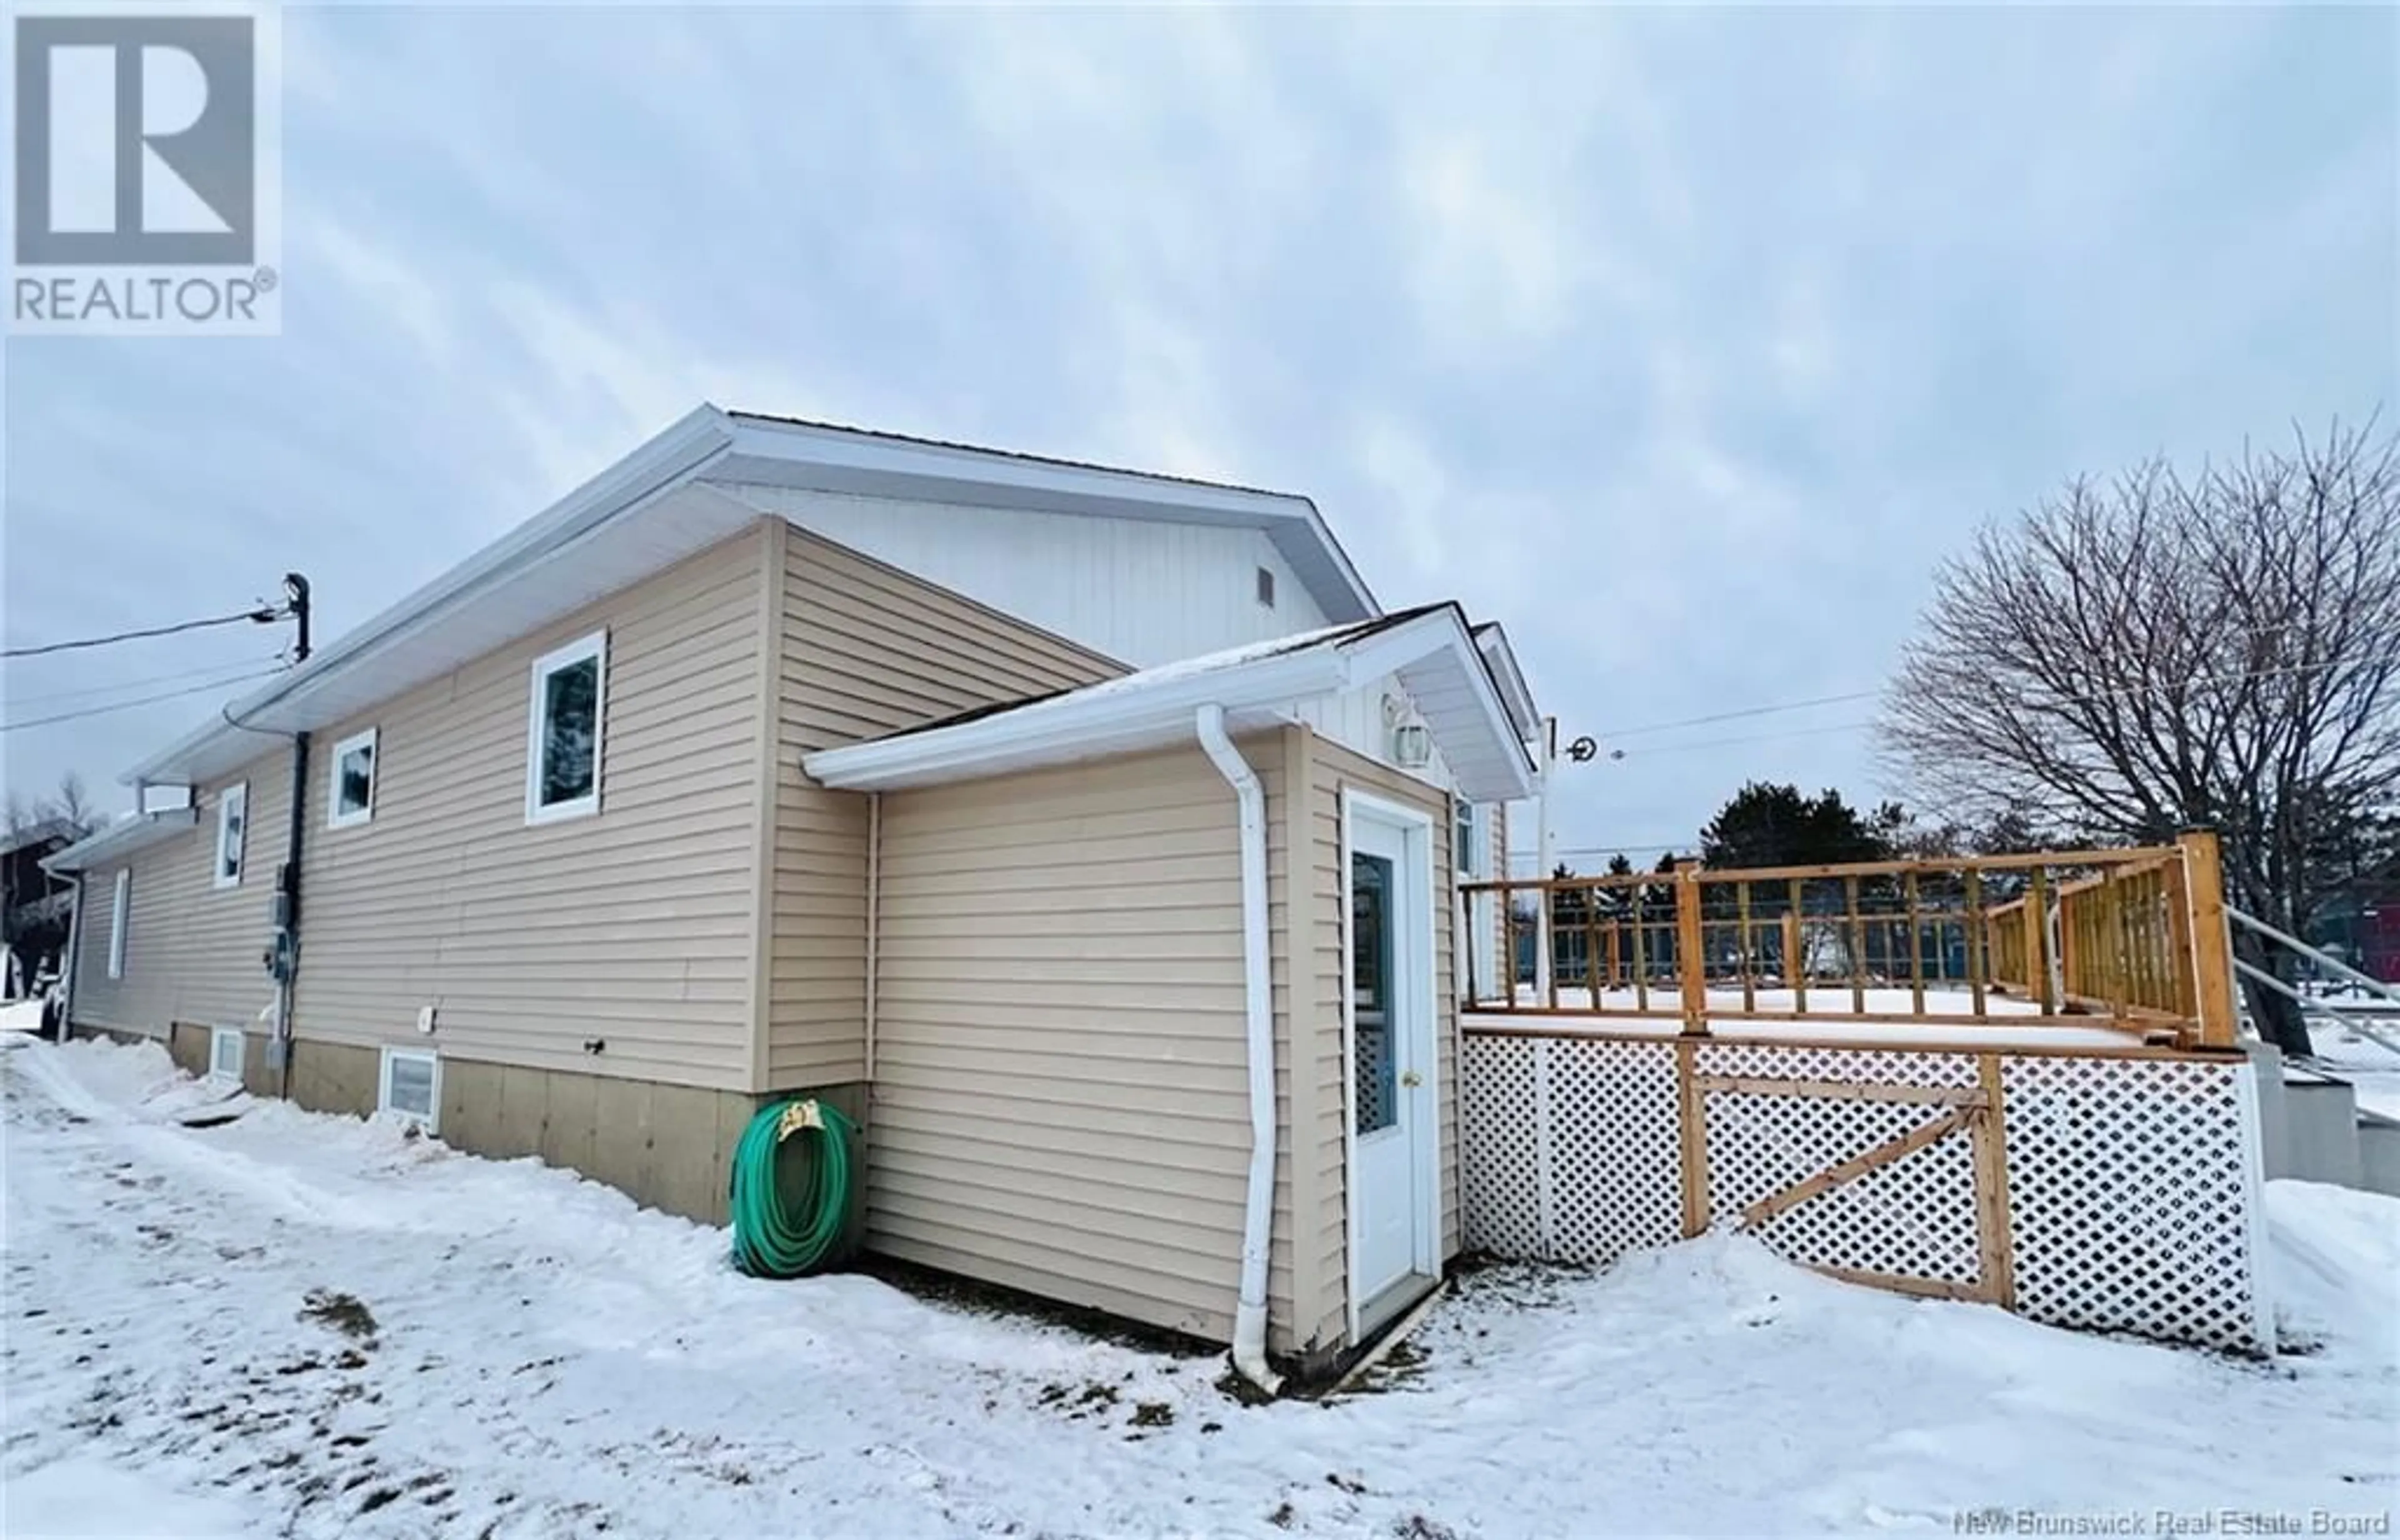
[119,406,738,788]
[803,646,1349,791]
[39,809,200,874]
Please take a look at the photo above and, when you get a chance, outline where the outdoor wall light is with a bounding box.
[1392,722,1432,769]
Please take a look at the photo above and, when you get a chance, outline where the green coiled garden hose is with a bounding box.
[729,1096,861,1278]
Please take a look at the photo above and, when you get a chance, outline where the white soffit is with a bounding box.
[806,606,1535,802]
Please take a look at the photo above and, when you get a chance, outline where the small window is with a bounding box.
[378,1046,441,1132]
[329,727,378,828]
[1256,566,1276,608]
[526,631,606,824]
[212,781,248,889]
[1455,801,1479,878]
[209,1027,244,1084]
[108,869,130,979]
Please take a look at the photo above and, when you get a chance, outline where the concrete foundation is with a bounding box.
[2244,1039,2372,1190]
[2358,1112,2400,1198]
[157,1027,864,1229]
[2282,1073,2364,1188]
[72,1021,162,1052]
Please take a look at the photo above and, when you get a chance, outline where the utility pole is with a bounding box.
[1534,714,1559,1002]
[283,573,311,662]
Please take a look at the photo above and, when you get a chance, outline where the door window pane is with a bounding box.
[1352,852,1397,1134]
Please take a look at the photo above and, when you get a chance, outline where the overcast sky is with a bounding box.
[5,4,2394,864]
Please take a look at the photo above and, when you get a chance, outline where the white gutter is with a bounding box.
[40,808,199,874]
[807,644,1346,791]
[1194,703,1283,1397]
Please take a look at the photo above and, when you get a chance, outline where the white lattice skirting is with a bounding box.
[1461,1032,2272,1353]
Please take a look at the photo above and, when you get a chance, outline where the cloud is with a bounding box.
[4,4,2391,869]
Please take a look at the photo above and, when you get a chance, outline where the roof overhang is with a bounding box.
[804,604,1535,803]
[716,414,1377,625]
[118,407,1382,789]
[124,406,745,788]
[1471,622,1541,742]
[41,809,199,874]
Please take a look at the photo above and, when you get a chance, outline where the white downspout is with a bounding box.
[1195,704,1284,1397]
[864,791,882,1080]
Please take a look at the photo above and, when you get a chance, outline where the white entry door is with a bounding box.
[1348,797,1438,1322]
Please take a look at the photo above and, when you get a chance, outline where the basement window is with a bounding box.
[108,869,129,979]
[379,1047,441,1132]
[526,631,606,825]
[1256,566,1276,609]
[328,727,378,829]
[212,781,248,889]
[209,1026,244,1084]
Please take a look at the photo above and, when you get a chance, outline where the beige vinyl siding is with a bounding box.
[867,736,1335,1352]
[71,756,291,1038]
[767,529,1122,1088]
[290,530,770,1091]
[1298,736,1461,1345]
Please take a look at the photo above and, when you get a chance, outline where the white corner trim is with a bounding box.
[1339,791,1361,1341]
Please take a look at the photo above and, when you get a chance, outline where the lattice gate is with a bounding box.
[1687,1043,2006,1304]
[1461,1029,2271,1353]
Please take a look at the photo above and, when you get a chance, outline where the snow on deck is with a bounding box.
[3,1035,2393,1538]
[1465,985,2150,1049]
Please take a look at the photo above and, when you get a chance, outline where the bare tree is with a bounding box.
[1879,420,2400,1058]
[41,772,98,839]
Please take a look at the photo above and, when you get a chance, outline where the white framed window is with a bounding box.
[378,1046,441,1132]
[209,1026,244,1084]
[212,781,248,889]
[1454,801,1482,878]
[525,631,606,825]
[328,726,378,828]
[108,869,130,979]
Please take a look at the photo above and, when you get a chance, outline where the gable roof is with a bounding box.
[1471,621,1540,742]
[714,412,1376,626]
[802,602,1536,803]
[119,408,1382,788]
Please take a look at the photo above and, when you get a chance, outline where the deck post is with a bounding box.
[1676,860,1708,1036]
[2176,829,2239,1048]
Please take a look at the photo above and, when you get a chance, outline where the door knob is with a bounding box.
[1401,1069,1422,1088]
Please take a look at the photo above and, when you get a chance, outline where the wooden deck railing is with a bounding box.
[1459,830,2239,1049]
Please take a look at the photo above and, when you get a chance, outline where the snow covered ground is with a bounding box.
[4,1036,2394,1539]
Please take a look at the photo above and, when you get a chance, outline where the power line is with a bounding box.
[1592,650,2400,761]
[3,605,284,660]
[1593,622,2381,742]
[4,656,289,710]
[1600,689,1881,740]
[1,668,288,734]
